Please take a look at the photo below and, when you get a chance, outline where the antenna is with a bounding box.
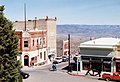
[24,3,27,31]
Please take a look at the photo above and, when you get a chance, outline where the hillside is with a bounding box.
[57,25,120,37]
[56,25,120,55]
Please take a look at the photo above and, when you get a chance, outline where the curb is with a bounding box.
[67,72,101,80]
[67,72,86,77]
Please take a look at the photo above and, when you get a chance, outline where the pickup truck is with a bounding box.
[102,72,120,81]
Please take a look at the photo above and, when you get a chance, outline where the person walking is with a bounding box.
[30,60,34,67]
[97,66,102,77]
[94,65,102,77]
[85,67,91,75]
[51,61,57,71]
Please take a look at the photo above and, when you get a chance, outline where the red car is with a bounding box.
[102,72,120,81]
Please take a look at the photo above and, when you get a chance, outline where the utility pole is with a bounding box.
[24,3,26,31]
[68,34,71,72]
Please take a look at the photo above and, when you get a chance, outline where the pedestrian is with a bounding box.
[68,65,72,73]
[52,64,57,71]
[85,67,91,75]
[30,60,34,67]
[95,66,102,77]
[97,66,102,77]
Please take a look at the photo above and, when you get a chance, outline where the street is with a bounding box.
[22,62,113,82]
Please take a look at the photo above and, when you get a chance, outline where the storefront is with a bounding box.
[79,38,120,73]
[81,56,112,72]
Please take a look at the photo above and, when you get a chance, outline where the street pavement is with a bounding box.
[22,62,115,82]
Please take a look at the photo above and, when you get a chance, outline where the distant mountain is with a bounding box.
[57,25,120,38]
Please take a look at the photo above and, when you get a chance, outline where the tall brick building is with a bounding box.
[13,16,57,66]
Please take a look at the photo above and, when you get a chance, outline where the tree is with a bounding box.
[0,6,22,82]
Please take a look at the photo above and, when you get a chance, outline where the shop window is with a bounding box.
[82,62,90,70]
[116,62,120,72]
[103,63,111,72]
[24,41,28,47]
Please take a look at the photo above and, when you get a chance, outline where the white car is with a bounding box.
[54,57,62,63]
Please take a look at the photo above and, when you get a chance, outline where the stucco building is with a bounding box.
[79,38,120,73]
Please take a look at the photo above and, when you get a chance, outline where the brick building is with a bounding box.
[13,16,57,66]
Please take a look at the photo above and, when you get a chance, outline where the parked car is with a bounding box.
[20,70,30,79]
[54,57,62,63]
[62,55,68,62]
[102,72,120,81]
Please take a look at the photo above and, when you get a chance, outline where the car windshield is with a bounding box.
[62,56,67,58]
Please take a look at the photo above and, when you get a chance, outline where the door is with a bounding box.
[24,55,29,66]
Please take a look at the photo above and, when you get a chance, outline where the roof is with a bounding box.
[13,19,47,30]
[79,37,120,49]
[13,17,56,30]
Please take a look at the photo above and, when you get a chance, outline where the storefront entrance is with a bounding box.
[24,55,29,66]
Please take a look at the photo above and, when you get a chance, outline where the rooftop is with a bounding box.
[80,37,120,49]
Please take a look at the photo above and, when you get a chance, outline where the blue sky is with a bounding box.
[0,0,120,25]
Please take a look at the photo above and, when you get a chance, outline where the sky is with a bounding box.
[0,0,120,25]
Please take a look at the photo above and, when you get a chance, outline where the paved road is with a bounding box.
[22,62,113,82]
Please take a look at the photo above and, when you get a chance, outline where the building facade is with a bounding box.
[13,16,57,66]
[79,38,120,73]
[16,30,48,66]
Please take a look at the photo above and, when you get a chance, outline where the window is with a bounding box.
[44,52,46,60]
[33,39,34,46]
[40,52,42,59]
[24,41,28,47]
[43,38,46,44]
[18,39,20,49]
[103,63,111,72]
[82,62,90,70]
[37,39,39,45]
[40,39,42,45]
[116,62,120,72]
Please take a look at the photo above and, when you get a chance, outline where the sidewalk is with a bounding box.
[67,71,101,79]
[67,71,86,77]
[21,63,52,71]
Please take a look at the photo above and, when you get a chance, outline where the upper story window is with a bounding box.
[24,41,28,47]
[43,38,46,44]
[18,39,20,49]
[37,39,39,45]
[40,39,42,45]
[33,39,34,46]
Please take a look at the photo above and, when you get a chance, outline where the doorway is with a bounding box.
[24,55,29,66]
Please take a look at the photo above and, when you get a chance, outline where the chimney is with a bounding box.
[55,17,57,21]
[45,16,48,21]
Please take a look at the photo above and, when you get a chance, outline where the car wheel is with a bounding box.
[105,77,110,82]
